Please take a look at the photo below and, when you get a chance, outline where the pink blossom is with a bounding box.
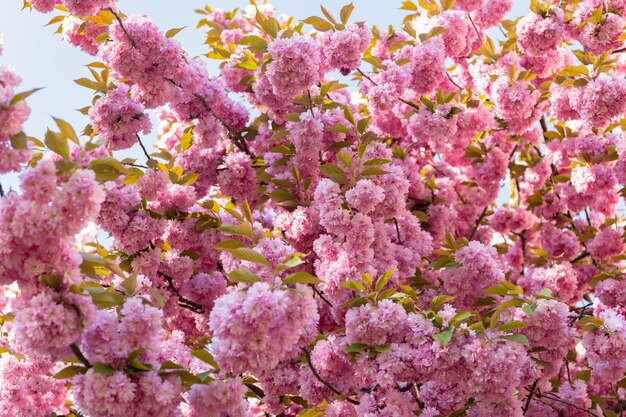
[266,33,322,99]
[188,378,248,417]
[0,353,67,416]
[89,84,151,151]
[516,12,564,56]
[319,24,371,75]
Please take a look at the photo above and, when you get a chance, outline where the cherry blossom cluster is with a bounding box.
[2,0,626,416]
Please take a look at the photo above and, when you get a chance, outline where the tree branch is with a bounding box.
[193,93,254,158]
[522,379,539,414]
[302,348,359,405]
[158,272,205,314]
[469,206,488,241]
[108,8,136,47]
[136,134,152,163]
[70,342,91,368]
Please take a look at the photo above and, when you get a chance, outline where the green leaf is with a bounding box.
[191,349,219,369]
[344,343,368,353]
[127,348,144,362]
[430,294,455,308]
[277,254,306,272]
[89,157,128,182]
[40,274,61,291]
[302,16,334,32]
[450,311,472,324]
[45,129,70,160]
[217,222,254,239]
[165,27,186,38]
[364,158,390,166]
[9,132,28,150]
[283,272,322,284]
[52,117,79,144]
[433,327,454,347]
[297,409,324,417]
[500,334,530,346]
[340,280,365,291]
[93,362,116,375]
[227,248,269,266]
[375,268,395,292]
[340,3,354,24]
[227,267,261,283]
[360,167,389,177]
[54,365,87,379]
[328,124,351,135]
[121,274,137,295]
[320,163,348,184]
[497,321,528,332]
[10,87,43,105]
[91,291,125,309]
[214,239,245,250]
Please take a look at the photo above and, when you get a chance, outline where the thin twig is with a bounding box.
[307,90,315,118]
[357,67,420,110]
[446,71,463,90]
[469,206,488,241]
[393,217,403,244]
[302,348,359,405]
[564,359,572,384]
[158,272,205,314]
[310,284,333,307]
[70,343,92,368]
[539,392,600,417]
[123,162,149,169]
[0,182,4,198]
[523,379,539,414]
[193,93,254,158]
[356,67,378,86]
[398,97,420,110]
[467,14,483,43]
[108,8,136,47]
[540,116,549,141]
[136,134,152,163]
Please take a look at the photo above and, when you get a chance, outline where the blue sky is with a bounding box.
[0,0,529,190]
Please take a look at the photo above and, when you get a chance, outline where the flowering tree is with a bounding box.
[1,0,626,415]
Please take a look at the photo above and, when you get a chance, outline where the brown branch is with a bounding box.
[302,348,359,405]
[307,90,315,118]
[539,116,549,142]
[108,8,136,47]
[446,71,463,90]
[469,206,488,241]
[193,93,254,158]
[310,284,333,307]
[539,392,600,417]
[0,183,4,198]
[356,67,378,86]
[523,379,539,414]
[158,272,205,314]
[571,250,590,263]
[136,134,152,163]
[393,217,404,244]
[357,67,420,110]
[70,343,91,368]
[467,14,483,44]
[123,162,149,169]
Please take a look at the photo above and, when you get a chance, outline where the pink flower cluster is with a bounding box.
[89,84,151,151]
[209,282,319,375]
[0,43,31,173]
[0,353,67,416]
[0,161,104,288]
[266,33,322,99]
